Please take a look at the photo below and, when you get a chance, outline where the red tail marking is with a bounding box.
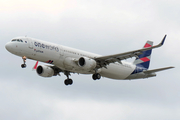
[140,57,150,62]
[144,43,152,48]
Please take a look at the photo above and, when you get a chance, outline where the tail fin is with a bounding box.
[133,41,153,69]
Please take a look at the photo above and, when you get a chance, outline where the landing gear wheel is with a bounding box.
[64,79,73,86]
[68,79,73,85]
[92,73,101,80]
[21,64,27,68]
[92,74,97,80]
[96,73,101,79]
[64,79,69,85]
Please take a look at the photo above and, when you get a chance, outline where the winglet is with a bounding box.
[161,34,167,45]
[153,35,167,48]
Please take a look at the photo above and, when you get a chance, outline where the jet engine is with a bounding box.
[36,65,54,77]
[78,57,97,71]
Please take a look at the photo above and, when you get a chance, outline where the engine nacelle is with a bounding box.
[36,65,54,77]
[78,57,97,71]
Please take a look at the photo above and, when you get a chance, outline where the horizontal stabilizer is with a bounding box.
[143,66,174,74]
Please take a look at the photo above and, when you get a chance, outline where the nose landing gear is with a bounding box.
[21,56,27,68]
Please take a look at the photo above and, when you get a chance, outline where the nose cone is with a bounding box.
[5,42,11,52]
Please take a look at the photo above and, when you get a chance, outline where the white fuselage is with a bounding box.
[5,37,138,80]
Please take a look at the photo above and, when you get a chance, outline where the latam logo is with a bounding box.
[46,60,53,64]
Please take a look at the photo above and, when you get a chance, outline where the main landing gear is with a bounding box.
[92,73,101,80]
[21,56,27,68]
[64,71,73,86]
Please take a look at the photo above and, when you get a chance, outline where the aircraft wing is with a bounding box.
[94,35,167,68]
[143,66,174,74]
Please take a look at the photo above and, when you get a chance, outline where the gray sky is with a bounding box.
[0,0,179,120]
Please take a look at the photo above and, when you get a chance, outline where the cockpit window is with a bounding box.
[11,39,23,42]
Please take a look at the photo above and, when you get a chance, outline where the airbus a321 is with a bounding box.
[5,35,174,85]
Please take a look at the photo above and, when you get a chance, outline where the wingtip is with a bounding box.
[170,66,175,69]
[161,34,167,45]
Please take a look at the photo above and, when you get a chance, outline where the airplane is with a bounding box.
[5,35,174,85]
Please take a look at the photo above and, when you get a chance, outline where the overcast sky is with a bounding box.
[0,0,180,120]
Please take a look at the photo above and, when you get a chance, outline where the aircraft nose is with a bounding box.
[5,42,11,52]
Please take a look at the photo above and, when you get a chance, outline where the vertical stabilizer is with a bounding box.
[133,41,153,69]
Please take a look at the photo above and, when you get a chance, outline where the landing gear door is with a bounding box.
[28,38,33,49]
